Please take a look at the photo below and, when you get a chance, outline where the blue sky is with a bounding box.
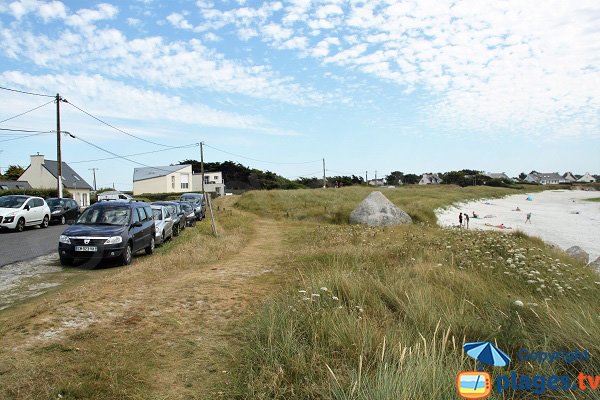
[0,0,599,190]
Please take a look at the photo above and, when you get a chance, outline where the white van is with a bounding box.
[97,191,132,201]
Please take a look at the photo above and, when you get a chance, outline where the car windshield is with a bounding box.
[181,204,191,212]
[76,207,131,226]
[152,209,162,220]
[167,205,177,215]
[0,196,27,209]
[46,199,64,207]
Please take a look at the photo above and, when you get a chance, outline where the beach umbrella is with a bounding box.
[526,196,533,201]
[463,341,511,367]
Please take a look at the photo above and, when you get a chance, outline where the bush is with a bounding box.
[0,188,72,198]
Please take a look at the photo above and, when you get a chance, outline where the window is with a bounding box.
[137,207,147,221]
[34,198,44,207]
[214,175,218,180]
[81,193,88,207]
[181,174,189,189]
[144,206,153,220]
[132,208,140,223]
[0,185,7,190]
[171,176,175,189]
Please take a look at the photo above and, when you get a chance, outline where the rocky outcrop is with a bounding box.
[349,191,412,226]
[588,256,600,272]
[566,246,589,264]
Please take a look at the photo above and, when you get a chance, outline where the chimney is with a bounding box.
[30,153,45,169]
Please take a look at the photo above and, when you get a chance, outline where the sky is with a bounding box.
[0,0,599,190]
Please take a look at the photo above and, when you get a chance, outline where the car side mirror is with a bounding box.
[24,205,30,211]
[132,221,143,228]
[67,219,75,225]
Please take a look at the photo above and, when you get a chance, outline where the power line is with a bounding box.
[69,143,199,164]
[285,170,323,179]
[65,131,198,175]
[203,143,322,165]
[0,85,54,98]
[0,131,54,143]
[0,100,55,125]
[0,127,54,133]
[64,100,171,148]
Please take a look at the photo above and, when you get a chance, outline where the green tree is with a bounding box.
[518,172,527,181]
[2,165,25,181]
[403,174,420,184]
[385,171,404,185]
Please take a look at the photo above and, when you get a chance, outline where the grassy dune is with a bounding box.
[231,186,600,399]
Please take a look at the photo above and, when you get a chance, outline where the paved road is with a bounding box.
[0,224,66,267]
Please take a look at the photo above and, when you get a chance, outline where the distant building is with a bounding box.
[562,172,577,182]
[0,180,32,191]
[486,172,512,181]
[367,178,386,187]
[133,164,225,196]
[525,172,565,185]
[577,172,596,183]
[19,154,93,206]
[419,173,443,185]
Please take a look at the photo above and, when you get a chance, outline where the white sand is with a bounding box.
[436,190,600,262]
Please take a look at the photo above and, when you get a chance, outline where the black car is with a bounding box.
[58,201,155,266]
[180,193,205,220]
[176,201,196,227]
[47,197,80,225]
[151,201,186,235]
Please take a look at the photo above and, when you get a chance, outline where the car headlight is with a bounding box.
[4,216,15,223]
[104,236,123,245]
[52,210,61,214]
[59,235,71,244]
[155,227,162,237]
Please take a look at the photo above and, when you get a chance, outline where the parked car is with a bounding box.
[97,191,132,201]
[47,197,80,225]
[151,201,186,236]
[151,205,174,245]
[176,201,196,227]
[180,193,205,220]
[58,201,155,266]
[0,195,51,232]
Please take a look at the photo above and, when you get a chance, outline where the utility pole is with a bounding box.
[0,150,3,176]
[365,171,368,185]
[89,168,98,191]
[56,93,63,198]
[200,142,205,193]
[375,170,377,181]
[322,158,326,188]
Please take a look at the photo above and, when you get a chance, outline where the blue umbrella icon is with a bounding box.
[464,341,511,367]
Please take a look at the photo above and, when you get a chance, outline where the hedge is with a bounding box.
[0,188,72,198]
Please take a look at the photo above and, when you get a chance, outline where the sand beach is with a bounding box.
[436,190,600,262]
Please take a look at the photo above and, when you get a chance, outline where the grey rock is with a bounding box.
[349,191,412,226]
[588,256,600,272]
[566,246,589,264]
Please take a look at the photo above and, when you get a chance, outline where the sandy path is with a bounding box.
[0,216,286,399]
[436,190,600,262]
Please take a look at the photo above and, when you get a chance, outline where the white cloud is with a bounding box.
[166,12,193,30]
[127,17,141,27]
[38,1,66,21]
[65,3,118,30]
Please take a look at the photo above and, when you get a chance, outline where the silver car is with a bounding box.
[151,205,174,245]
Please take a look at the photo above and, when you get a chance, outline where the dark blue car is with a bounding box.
[58,201,155,266]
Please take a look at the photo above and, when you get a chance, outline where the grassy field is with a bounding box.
[0,185,597,399]
[231,186,600,399]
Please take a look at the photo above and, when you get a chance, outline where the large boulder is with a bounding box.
[349,191,412,226]
[566,246,589,264]
[589,256,600,272]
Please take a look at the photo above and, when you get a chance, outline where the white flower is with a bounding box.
[513,300,524,307]
[298,290,307,294]
[320,287,328,292]
[311,293,320,298]
[332,296,339,301]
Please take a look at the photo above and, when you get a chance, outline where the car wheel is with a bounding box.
[121,243,133,266]
[60,215,66,225]
[173,225,179,237]
[145,237,155,255]
[160,232,165,245]
[60,256,73,266]
[40,215,49,228]
[15,218,25,232]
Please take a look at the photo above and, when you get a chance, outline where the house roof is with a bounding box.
[133,165,189,182]
[536,172,563,181]
[43,160,93,190]
[0,180,32,190]
[486,172,511,180]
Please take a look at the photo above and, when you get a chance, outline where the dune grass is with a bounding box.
[230,186,600,399]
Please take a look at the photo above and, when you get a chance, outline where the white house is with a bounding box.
[192,171,225,196]
[419,173,443,185]
[133,164,225,196]
[525,172,565,185]
[19,154,93,206]
[562,172,577,182]
[486,172,512,181]
[577,172,596,183]
[367,178,386,187]
[133,165,193,195]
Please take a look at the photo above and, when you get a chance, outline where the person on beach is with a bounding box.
[459,212,463,228]
[464,213,470,229]
[525,212,532,223]
[472,211,478,218]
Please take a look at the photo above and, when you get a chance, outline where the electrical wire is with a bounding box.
[64,100,171,148]
[0,100,55,125]
[65,131,198,174]
[285,170,323,179]
[0,85,55,98]
[0,131,54,143]
[0,127,54,133]
[203,143,322,165]
[69,143,199,164]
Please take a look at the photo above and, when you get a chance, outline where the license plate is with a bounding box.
[75,246,97,252]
